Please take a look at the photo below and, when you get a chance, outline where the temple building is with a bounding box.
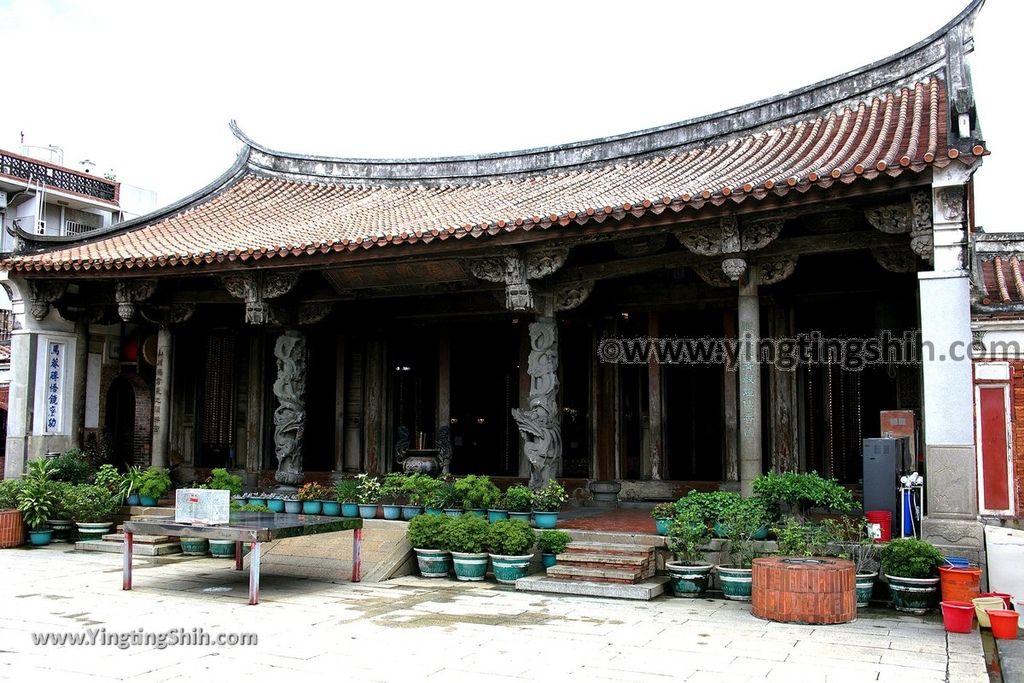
[0,3,993,561]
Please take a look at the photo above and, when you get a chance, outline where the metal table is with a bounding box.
[122,513,364,605]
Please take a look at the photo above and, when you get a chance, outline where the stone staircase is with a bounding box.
[76,505,183,556]
[517,539,669,600]
[546,542,657,584]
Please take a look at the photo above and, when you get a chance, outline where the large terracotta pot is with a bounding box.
[0,510,25,548]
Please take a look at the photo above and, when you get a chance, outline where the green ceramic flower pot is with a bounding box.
[267,499,286,513]
[414,549,451,578]
[541,552,557,568]
[301,500,322,515]
[490,554,533,584]
[532,512,558,529]
[666,562,714,598]
[856,572,877,608]
[655,518,671,536]
[425,507,443,516]
[75,522,112,541]
[487,509,510,524]
[886,574,940,614]
[717,566,753,601]
[209,539,235,558]
[139,496,158,507]
[180,537,209,556]
[451,551,489,581]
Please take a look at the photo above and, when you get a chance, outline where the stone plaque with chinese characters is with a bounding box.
[44,341,65,433]
[174,488,230,525]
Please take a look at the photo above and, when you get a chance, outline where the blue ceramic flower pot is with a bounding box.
[508,512,531,523]
[401,505,422,521]
[301,500,322,515]
[717,566,753,601]
[284,500,302,514]
[490,554,533,584]
[341,502,359,517]
[248,497,267,507]
[126,494,140,506]
[321,501,341,516]
[382,504,401,520]
[425,507,443,516]
[414,549,452,578]
[487,509,509,524]
[532,512,559,529]
[139,496,158,507]
[28,529,53,546]
[267,499,285,513]
[655,518,671,535]
[358,504,378,519]
[451,552,489,581]
[542,552,557,568]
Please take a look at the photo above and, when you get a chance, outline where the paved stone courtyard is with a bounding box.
[0,546,990,682]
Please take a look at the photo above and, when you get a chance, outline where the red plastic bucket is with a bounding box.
[979,592,1014,610]
[941,601,976,633]
[939,566,982,603]
[865,510,892,543]
[988,610,1019,639]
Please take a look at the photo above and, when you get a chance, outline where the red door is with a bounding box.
[977,385,1011,512]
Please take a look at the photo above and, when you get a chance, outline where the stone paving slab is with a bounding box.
[0,545,992,681]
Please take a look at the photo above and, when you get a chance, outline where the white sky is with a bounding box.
[0,0,1018,230]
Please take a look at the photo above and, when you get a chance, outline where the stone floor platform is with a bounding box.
[515,574,669,600]
[75,539,182,556]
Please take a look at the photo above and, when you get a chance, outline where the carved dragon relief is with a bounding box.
[27,281,68,320]
[511,317,562,488]
[910,189,934,263]
[140,303,196,326]
[552,280,594,312]
[273,330,307,488]
[297,302,333,325]
[222,271,299,325]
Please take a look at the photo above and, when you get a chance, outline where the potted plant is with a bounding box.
[45,481,75,542]
[400,473,429,520]
[487,493,510,524]
[93,464,124,502]
[665,508,714,597]
[425,482,455,516]
[49,448,91,484]
[138,467,171,506]
[355,473,381,519]
[407,513,452,577]
[881,537,944,614]
[651,502,676,536]
[17,479,57,546]
[265,492,286,513]
[454,475,500,518]
[380,473,405,520]
[504,485,532,523]
[0,480,25,548]
[531,480,567,529]
[487,519,536,584]
[441,481,464,517]
[122,466,143,506]
[537,529,572,568]
[283,494,302,514]
[674,490,741,537]
[334,479,359,517]
[297,482,331,515]
[717,496,768,601]
[64,484,120,540]
[752,471,854,524]
[205,468,243,496]
[442,512,490,581]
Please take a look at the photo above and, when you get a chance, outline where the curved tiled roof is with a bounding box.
[0,2,987,274]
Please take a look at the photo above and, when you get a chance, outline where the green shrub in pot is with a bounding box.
[138,467,172,502]
[752,471,854,523]
[673,490,740,530]
[487,519,535,556]
[407,513,452,577]
[880,537,944,614]
[454,475,501,512]
[92,464,124,500]
[64,485,120,524]
[49,448,91,484]
[204,468,243,496]
[0,480,24,510]
[665,508,714,597]
[443,512,491,581]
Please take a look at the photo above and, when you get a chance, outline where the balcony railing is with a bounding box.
[63,220,99,236]
[0,150,118,203]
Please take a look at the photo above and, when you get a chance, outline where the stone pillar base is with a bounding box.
[922,515,987,586]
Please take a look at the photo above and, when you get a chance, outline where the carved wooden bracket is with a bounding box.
[866,190,933,263]
[675,215,784,256]
[758,255,798,285]
[298,302,333,325]
[552,280,594,311]
[465,247,568,312]
[694,264,733,288]
[140,303,196,326]
[722,257,748,281]
[871,247,918,273]
[114,280,157,322]
[222,272,300,325]
[28,281,68,320]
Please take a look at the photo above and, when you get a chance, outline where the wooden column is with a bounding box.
[363,334,384,475]
[722,311,740,483]
[738,267,762,497]
[334,335,346,472]
[437,330,450,440]
[594,323,616,480]
[518,322,531,478]
[770,304,799,472]
[343,344,364,472]
[245,334,265,473]
[647,312,663,480]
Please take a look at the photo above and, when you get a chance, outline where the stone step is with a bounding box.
[102,533,176,544]
[564,541,655,557]
[545,564,653,584]
[561,529,667,548]
[516,575,669,600]
[555,552,652,567]
[75,540,182,557]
